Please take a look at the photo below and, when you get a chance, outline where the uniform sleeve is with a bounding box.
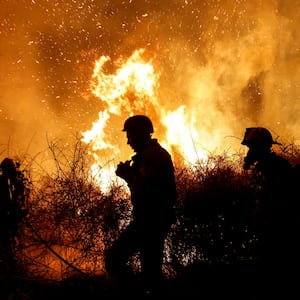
[130,144,176,219]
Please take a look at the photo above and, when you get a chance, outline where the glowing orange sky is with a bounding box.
[1,0,300,168]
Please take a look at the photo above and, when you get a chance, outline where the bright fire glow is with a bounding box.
[81,49,163,191]
[81,48,219,189]
[2,0,300,280]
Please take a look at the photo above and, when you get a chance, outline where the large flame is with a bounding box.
[81,48,215,189]
[1,1,300,168]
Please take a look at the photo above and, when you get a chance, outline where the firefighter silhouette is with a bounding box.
[241,128,297,293]
[105,115,177,295]
[0,157,28,266]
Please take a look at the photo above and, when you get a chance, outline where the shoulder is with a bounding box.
[142,139,173,163]
[265,153,292,179]
[272,153,292,168]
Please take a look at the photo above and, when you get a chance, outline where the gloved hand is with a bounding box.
[116,160,133,182]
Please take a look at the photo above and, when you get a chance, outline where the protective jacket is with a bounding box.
[127,138,176,224]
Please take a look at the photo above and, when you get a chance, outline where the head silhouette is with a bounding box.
[122,115,154,152]
[241,127,280,170]
[241,127,280,148]
[0,157,17,176]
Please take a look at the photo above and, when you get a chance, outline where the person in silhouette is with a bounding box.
[0,157,28,267]
[104,115,177,294]
[241,127,295,294]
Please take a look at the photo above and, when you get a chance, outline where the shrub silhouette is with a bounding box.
[2,135,300,297]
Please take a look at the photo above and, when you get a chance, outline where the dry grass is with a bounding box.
[2,136,300,298]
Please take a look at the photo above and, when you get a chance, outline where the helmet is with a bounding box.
[122,115,154,134]
[241,127,281,147]
[0,157,16,169]
[0,157,17,174]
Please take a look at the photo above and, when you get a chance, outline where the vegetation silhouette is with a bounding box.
[1,133,300,299]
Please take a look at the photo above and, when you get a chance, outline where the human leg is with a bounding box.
[104,221,140,281]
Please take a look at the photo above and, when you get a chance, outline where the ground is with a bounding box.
[1,261,298,299]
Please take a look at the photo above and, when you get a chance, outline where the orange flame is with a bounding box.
[81,48,162,190]
[81,48,215,191]
[86,51,206,143]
